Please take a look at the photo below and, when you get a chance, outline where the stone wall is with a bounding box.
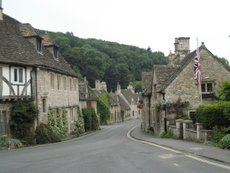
[168,120,212,142]
[37,69,79,133]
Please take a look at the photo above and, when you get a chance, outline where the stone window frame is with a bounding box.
[201,82,214,94]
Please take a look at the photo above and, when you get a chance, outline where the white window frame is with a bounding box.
[11,67,24,84]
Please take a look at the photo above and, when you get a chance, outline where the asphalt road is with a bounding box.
[0,119,229,173]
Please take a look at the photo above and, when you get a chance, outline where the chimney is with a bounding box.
[0,0,3,20]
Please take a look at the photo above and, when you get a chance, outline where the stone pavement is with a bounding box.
[130,126,230,165]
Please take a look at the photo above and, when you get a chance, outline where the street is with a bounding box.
[0,119,229,173]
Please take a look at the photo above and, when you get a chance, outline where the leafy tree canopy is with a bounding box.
[38,30,169,89]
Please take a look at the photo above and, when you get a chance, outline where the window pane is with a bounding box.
[14,68,18,82]
[50,73,54,89]
[42,99,46,113]
[201,84,206,92]
[19,68,23,83]
[207,83,213,92]
[37,38,42,52]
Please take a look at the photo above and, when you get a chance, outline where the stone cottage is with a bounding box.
[0,11,79,135]
[79,78,97,113]
[109,88,142,124]
[141,37,230,133]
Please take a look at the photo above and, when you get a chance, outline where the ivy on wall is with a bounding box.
[9,99,38,144]
[82,108,99,131]
[74,106,85,136]
[96,93,110,125]
[48,108,68,138]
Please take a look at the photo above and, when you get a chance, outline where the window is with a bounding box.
[69,78,72,91]
[63,77,67,90]
[50,73,55,89]
[42,98,46,113]
[36,37,42,53]
[57,75,61,90]
[12,67,24,83]
[201,83,213,93]
[53,46,58,59]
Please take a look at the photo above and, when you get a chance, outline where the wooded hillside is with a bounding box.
[38,31,168,91]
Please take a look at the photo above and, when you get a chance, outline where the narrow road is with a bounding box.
[0,119,228,173]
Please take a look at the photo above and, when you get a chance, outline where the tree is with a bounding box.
[117,63,130,89]
[219,81,230,101]
[104,65,119,92]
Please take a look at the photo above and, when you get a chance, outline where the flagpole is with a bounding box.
[196,38,202,104]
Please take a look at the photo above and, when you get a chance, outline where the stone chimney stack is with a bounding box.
[168,37,190,66]
[174,37,190,54]
[0,0,3,20]
[174,37,190,62]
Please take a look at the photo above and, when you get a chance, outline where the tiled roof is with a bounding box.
[141,72,153,95]
[157,44,224,92]
[118,95,130,111]
[0,14,77,77]
[153,65,179,92]
[19,23,39,37]
[110,93,119,106]
[121,89,140,104]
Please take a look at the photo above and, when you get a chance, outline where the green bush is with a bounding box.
[35,123,61,144]
[159,131,175,138]
[212,126,226,146]
[97,93,110,125]
[9,99,38,144]
[0,135,22,149]
[219,134,230,149]
[196,101,230,129]
[82,108,99,131]
[73,107,85,136]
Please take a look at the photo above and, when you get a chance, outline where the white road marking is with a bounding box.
[127,126,230,170]
[159,154,176,159]
[173,163,180,167]
[190,147,204,151]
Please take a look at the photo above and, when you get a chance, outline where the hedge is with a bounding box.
[82,108,99,131]
[196,101,230,129]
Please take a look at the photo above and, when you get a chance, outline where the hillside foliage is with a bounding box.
[38,31,168,91]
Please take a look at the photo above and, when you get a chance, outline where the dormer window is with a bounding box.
[36,37,42,53]
[53,46,59,59]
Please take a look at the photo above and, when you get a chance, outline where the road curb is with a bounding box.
[128,126,230,169]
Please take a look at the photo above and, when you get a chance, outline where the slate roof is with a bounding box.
[141,72,153,95]
[121,89,140,104]
[118,95,130,111]
[154,44,228,92]
[153,65,179,92]
[0,14,77,77]
[110,93,119,106]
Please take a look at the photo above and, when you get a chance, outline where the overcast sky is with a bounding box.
[3,0,230,62]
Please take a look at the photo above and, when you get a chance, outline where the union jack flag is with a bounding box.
[194,48,201,84]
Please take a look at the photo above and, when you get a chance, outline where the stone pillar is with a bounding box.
[183,120,193,140]
[196,123,203,141]
[176,119,183,139]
